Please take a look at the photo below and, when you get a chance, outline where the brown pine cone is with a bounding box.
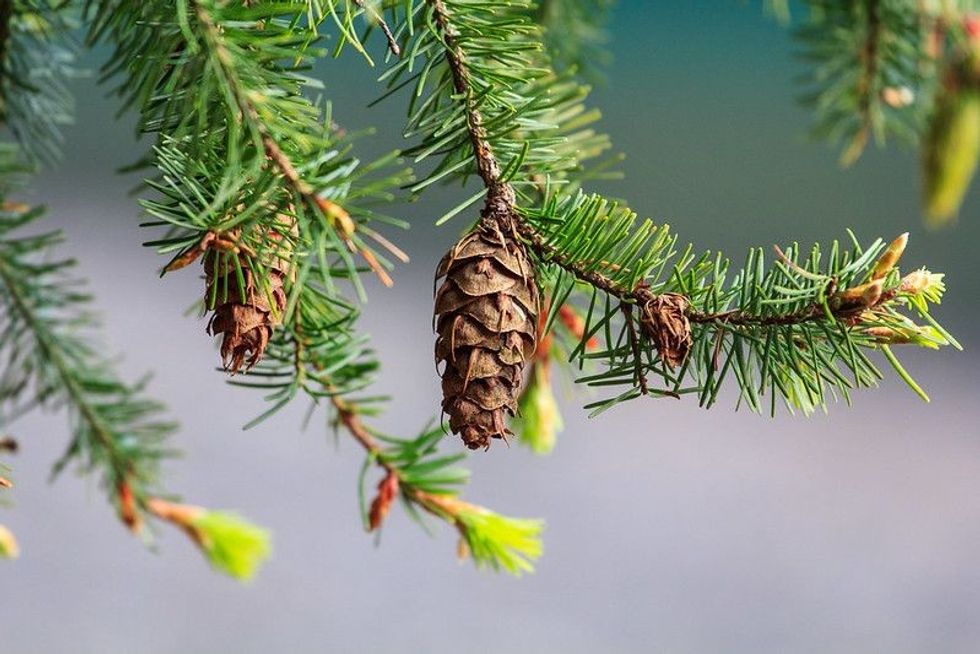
[637,290,692,369]
[205,225,292,373]
[435,224,539,450]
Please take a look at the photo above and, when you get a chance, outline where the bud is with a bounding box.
[189,510,272,582]
[116,480,143,534]
[900,268,945,299]
[864,324,947,349]
[871,233,908,280]
[558,305,599,349]
[967,15,980,40]
[0,524,18,559]
[833,279,884,314]
[147,498,271,581]
[368,471,399,531]
[516,363,563,455]
[637,292,692,369]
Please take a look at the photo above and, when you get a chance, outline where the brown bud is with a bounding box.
[205,216,295,373]
[637,292,692,369]
[864,326,913,344]
[834,279,884,314]
[117,481,143,534]
[368,472,399,532]
[871,233,909,280]
[558,305,599,350]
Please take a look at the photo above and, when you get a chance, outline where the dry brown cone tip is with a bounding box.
[205,221,294,374]
[637,289,693,369]
[435,222,539,450]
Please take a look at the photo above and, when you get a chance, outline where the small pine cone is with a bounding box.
[205,224,292,373]
[435,225,538,450]
[637,290,692,369]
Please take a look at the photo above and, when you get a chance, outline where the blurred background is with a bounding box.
[2,2,979,652]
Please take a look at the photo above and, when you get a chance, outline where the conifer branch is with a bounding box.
[0,2,270,578]
[795,0,933,165]
[231,306,543,574]
[0,0,952,578]
[844,0,883,165]
[189,0,381,280]
[0,195,270,579]
[385,0,956,418]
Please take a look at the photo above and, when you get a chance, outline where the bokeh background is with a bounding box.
[3,3,980,652]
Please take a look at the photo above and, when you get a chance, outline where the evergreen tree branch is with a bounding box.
[88,0,408,298]
[430,0,509,193]
[334,394,542,575]
[795,0,934,166]
[0,0,74,165]
[0,3,270,577]
[353,0,401,56]
[231,297,544,574]
[0,191,270,579]
[383,0,956,416]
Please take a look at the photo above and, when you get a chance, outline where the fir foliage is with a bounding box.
[0,0,269,579]
[0,0,75,165]
[774,0,980,219]
[0,0,963,578]
[796,0,932,166]
[374,0,957,421]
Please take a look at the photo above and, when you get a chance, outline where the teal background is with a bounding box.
[2,3,979,652]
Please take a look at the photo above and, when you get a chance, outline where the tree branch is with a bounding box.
[424,0,925,349]
[192,1,395,285]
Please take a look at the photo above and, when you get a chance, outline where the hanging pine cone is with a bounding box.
[204,223,291,374]
[435,224,538,450]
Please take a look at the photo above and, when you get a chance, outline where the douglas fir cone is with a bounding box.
[435,223,539,450]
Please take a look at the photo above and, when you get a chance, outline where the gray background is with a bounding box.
[2,3,979,652]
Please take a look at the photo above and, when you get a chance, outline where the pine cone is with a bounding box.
[637,290,692,369]
[435,225,538,450]
[205,225,291,373]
